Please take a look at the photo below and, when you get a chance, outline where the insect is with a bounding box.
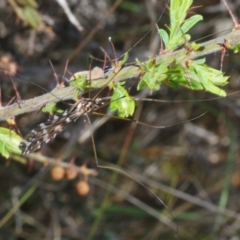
[17,55,127,155]
[19,97,109,155]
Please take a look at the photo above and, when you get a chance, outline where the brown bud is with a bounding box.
[75,180,90,196]
[51,166,65,181]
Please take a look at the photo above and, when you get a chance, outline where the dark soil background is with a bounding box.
[1,0,240,239]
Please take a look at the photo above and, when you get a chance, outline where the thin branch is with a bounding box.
[1,29,240,121]
[0,87,76,121]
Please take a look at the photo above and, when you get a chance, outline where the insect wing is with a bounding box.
[19,99,97,155]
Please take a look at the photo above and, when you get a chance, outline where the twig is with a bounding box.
[1,29,240,121]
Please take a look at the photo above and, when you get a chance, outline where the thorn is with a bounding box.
[7,96,16,106]
[49,60,65,88]
[103,51,108,71]
[218,39,232,71]
[99,46,115,73]
[61,59,69,87]
[222,0,240,30]
[9,75,22,108]
[219,39,227,71]
[108,37,118,66]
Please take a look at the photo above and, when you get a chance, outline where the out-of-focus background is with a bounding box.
[1,0,240,239]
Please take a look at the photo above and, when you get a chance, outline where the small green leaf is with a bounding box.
[0,128,22,158]
[158,29,169,48]
[70,74,87,95]
[229,44,240,53]
[110,82,135,117]
[181,15,203,34]
[138,72,155,90]
[197,68,226,96]
[135,57,152,72]
[189,41,202,51]
[23,6,42,28]
[137,59,168,91]
[42,103,63,115]
[118,52,129,67]
[188,60,228,96]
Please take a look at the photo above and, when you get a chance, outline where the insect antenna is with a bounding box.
[68,49,181,230]
[92,109,207,129]
[85,100,178,235]
[9,75,22,108]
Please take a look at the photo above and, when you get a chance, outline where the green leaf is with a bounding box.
[138,72,155,90]
[135,57,152,72]
[110,82,135,117]
[70,74,87,95]
[188,60,228,96]
[23,6,42,28]
[181,15,203,34]
[137,59,168,91]
[118,52,129,67]
[229,44,240,53]
[189,41,202,51]
[158,29,169,48]
[0,128,22,158]
[42,103,63,115]
[198,68,226,96]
